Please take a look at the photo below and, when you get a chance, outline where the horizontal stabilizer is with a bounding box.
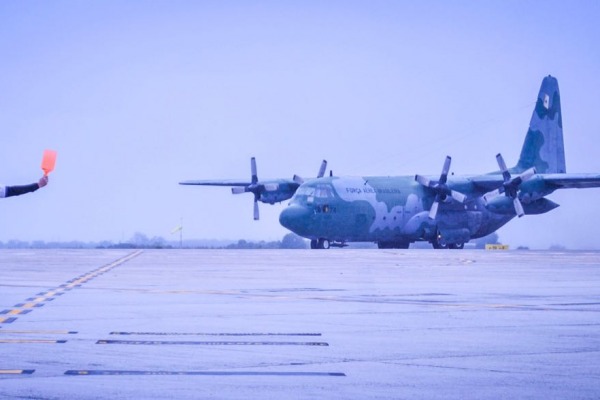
[543,174,600,189]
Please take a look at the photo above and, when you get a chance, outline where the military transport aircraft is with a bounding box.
[279,76,600,249]
[180,158,327,220]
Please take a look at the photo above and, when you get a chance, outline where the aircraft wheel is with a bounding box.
[431,231,449,249]
[449,243,464,250]
[318,238,330,249]
[310,239,318,249]
[431,239,448,249]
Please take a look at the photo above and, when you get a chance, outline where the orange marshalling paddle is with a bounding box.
[41,150,57,176]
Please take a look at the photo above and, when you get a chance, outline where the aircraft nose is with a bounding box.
[279,205,311,234]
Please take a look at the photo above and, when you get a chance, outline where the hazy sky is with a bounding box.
[1,1,599,249]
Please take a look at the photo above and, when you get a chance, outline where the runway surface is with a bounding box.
[1,249,599,399]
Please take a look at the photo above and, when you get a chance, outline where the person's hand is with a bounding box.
[38,175,49,188]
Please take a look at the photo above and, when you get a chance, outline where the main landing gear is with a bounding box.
[310,239,348,249]
[310,238,330,249]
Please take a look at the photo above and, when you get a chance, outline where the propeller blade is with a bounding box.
[293,175,304,185]
[496,153,512,182]
[416,156,465,220]
[440,156,451,184]
[415,174,431,187]
[519,167,537,182]
[251,157,258,184]
[496,153,508,172]
[231,187,246,194]
[451,190,467,203]
[253,199,260,220]
[513,197,525,218]
[483,188,502,204]
[317,160,328,178]
[429,201,439,219]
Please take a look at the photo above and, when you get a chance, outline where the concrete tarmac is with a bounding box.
[1,249,599,399]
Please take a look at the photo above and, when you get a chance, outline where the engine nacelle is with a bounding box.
[402,211,437,240]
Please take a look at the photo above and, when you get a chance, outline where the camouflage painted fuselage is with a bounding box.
[280,175,527,246]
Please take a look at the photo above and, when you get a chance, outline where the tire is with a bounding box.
[319,238,330,249]
[431,231,449,249]
[431,238,448,249]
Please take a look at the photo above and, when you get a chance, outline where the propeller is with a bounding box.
[231,157,265,220]
[293,160,328,184]
[232,158,328,220]
[483,153,536,218]
[415,156,467,219]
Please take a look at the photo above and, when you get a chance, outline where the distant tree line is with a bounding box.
[0,233,308,250]
[225,233,307,249]
[0,232,526,251]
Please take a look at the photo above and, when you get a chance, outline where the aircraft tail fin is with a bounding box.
[514,75,566,174]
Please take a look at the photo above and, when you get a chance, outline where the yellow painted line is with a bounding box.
[0,251,144,325]
[0,339,66,344]
[32,297,46,302]
[0,369,34,375]
[0,330,77,335]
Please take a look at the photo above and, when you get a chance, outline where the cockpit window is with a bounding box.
[296,186,315,197]
[314,184,333,199]
[290,184,335,205]
[289,185,314,204]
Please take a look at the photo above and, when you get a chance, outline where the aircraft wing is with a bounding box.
[179,179,251,186]
[464,175,504,193]
[464,173,600,194]
[539,173,600,189]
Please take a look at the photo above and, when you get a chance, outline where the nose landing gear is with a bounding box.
[431,232,465,249]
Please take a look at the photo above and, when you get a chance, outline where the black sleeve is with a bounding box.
[5,183,39,197]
